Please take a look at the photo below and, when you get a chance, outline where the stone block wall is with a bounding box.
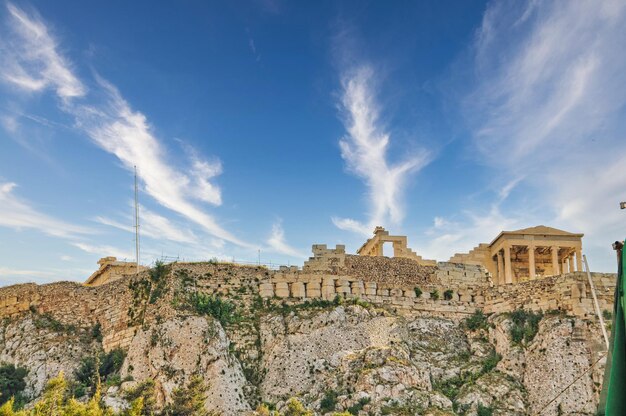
[483,272,615,318]
[302,245,346,273]
[0,260,615,354]
[0,278,134,352]
[436,262,491,287]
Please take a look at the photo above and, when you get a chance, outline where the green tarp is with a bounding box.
[602,240,626,415]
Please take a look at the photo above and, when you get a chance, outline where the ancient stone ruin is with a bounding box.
[448,225,585,284]
[356,226,437,266]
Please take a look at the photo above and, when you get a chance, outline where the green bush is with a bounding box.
[443,289,454,300]
[163,376,209,416]
[90,323,103,343]
[74,348,126,394]
[477,404,494,416]
[508,309,543,345]
[0,363,27,406]
[413,287,422,298]
[465,309,489,331]
[347,397,371,415]
[124,379,157,415]
[188,292,241,327]
[0,372,145,416]
[319,390,338,413]
[481,350,502,373]
[430,290,440,300]
[148,261,169,304]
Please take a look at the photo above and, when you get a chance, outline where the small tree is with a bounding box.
[124,380,157,416]
[164,376,208,416]
[0,363,28,407]
[283,398,313,416]
[32,373,67,416]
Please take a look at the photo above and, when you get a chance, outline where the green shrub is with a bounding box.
[90,323,103,342]
[74,348,126,394]
[413,287,422,298]
[283,398,313,416]
[163,376,209,416]
[347,397,371,415]
[430,290,440,300]
[603,309,613,320]
[509,309,543,345]
[443,289,454,300]
[188,292,241,327]
[0,363,27,406]
[124,379,157,415]
[148,261,169,304]
[481,350,502,373]
[465,309,489,331]
[477,404,494,416]
[33,313,75,333]
[319,390,338,413]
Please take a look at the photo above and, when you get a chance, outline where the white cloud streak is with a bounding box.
[72,242,134,261]
[266,221,306,259]
[1,3,253,250]
[334,65,430,234]
[95,203,198,245]
[0,182,93,238]
[1,3,85,98]
[462,0,626,270]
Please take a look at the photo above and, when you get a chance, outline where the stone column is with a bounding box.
[504,244,513,284]
[562,258,569,274]
[528,244,536,280]
[568,255,575,274]
[497,251,504,285]
[551,246,560,276]
[576,248,583,272]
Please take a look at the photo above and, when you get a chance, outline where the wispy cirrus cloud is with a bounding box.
[0,3,253,250]
[0,181,93,238]
[95,203,198,245]
[333,65,430,235]
[445,0,626,270]
[266,221,306,258]
[72,242,134,261]
[1,3,85,98]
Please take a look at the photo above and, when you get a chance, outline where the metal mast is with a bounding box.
[134,165,140,273]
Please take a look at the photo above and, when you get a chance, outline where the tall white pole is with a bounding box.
[134,166,140,274]
[583,254,609,350]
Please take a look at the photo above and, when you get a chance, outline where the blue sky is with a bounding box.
[1,0,626,285]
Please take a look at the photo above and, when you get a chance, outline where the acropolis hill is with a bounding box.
[0,226,615,416]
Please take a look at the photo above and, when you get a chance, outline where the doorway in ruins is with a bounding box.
[382,241,394,257]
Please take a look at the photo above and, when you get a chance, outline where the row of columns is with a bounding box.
[495,244,583,284]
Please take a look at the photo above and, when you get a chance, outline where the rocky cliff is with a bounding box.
[0,262,611,415]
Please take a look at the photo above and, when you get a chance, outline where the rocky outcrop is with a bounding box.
[0,263,610,415]
[121,316,250,415]
[0,315,97,399]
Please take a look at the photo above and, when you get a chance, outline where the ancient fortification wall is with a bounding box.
[0,249,616,352]
[0,278,135,351]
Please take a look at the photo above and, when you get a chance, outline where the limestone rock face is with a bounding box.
[0,295,606,416]
[259,306,482,414]
[490,315,605,416]
[121,315,250,416]
[0,317,95,399]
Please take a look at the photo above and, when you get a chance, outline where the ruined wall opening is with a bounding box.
[382,242,394,257]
